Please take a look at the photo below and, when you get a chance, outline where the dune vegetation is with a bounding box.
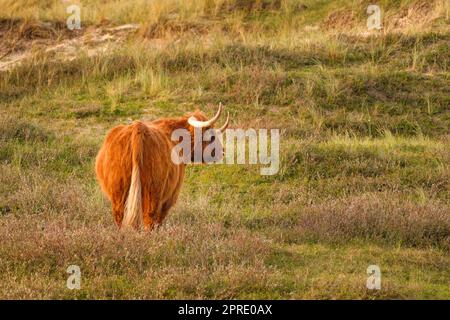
[0,0,449,299]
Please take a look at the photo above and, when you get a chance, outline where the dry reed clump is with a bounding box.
[322,0,448,33]
[0,18,74,60]
[15,20,63,40]
[138,19,210,39]
[323,9,358,32]
[386,0,448,32]
[0,18,65,42]
[219,0,282,12]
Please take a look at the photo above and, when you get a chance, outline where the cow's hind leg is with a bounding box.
[111,186,127,228]
[155,202,173,226]
[142,209,156,231]
[142,195,158,231]
[112,201,125,228]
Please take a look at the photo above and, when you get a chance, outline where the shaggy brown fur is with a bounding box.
[95,110,215,230]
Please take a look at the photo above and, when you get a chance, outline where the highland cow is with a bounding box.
[95,105,229,230]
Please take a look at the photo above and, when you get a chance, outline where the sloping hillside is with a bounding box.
[0,0,449,299]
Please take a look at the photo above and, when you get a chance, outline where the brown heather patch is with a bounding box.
[0,218,270,270]
[0,166,105,221]
[0,201,274,298]
[284,193,450,249]
[0,116,50,143]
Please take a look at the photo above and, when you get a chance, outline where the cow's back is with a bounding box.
[95,121,175,214]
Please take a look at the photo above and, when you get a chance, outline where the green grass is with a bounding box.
[0,0,449,299]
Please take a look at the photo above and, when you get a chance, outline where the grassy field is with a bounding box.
[0,0,449,299]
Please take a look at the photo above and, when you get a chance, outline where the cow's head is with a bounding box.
[187,103,230,163]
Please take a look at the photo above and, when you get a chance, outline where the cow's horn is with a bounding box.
[188,103,223,128]
[217,112,230,133]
